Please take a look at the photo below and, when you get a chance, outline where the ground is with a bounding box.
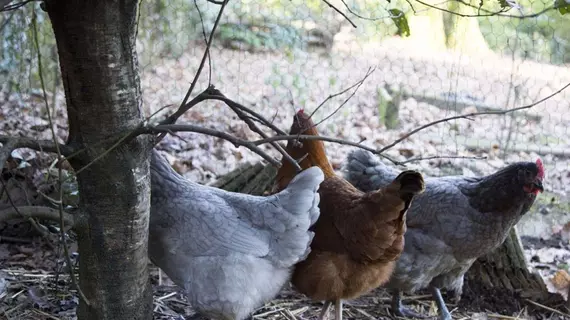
[1,34,570,319]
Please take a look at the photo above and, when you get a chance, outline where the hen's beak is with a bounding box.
[533,180,544,192]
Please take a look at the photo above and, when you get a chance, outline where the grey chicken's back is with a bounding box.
[344,149,536,293]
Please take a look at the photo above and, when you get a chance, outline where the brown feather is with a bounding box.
[274,110,425,302]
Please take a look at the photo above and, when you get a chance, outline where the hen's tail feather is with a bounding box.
[271,166,324,265]
[344,149,400,192]
[393,170,425,197]
[278,166,324,226]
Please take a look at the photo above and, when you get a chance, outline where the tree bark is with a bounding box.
[45,1,152,319]
[465,226,550,300]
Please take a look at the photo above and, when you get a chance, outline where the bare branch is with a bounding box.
[174,0,228,121]
[313,66,375,127]
[152,124,400,164]
[193,0,213,86]
[0,0,34,11]
[0,206,75,226]
[32,8,89,306]
[0,139,16,170]
[310,66,375,119]
[398,155,487,165]
[412,0,557,18]
[320,0,357,28]
[454,0,557,19]
[205,89,302,172]
[148,124,281,167]
[0,135,73,155]
[339,0,402,20]
[377,81,570,155]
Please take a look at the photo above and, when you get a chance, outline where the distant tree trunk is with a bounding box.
[405,0,447,51]
[443,0,490,55]
[45,0,152,319]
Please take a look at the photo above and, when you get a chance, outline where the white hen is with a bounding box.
[149,150,324,320]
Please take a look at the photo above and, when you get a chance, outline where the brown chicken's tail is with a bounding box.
[275,110,336,191]
[390,170,425,204]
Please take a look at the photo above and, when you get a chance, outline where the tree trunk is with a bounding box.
[45,1,152,319]
[465,226,549,300]
[405,0,447,51]
[443,0,490,55]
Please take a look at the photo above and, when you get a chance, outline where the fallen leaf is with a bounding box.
[545,269,570,301]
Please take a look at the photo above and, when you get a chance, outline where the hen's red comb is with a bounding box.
[536,158,544,179]
[297,108,304,115]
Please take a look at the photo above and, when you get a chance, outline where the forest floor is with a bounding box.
[0,36,570,319]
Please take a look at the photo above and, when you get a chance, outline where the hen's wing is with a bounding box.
[150,151,324,266]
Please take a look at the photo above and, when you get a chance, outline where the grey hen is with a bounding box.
[149,150,324,320]
[344,149,544,320]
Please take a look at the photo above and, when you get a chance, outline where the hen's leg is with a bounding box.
[317,300,333,320]
[390,289,428,319]
[334,299,343,320]
[429,286,452,320]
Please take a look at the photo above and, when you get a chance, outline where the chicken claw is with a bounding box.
[390,289,429,319]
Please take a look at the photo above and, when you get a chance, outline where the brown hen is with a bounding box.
[274,110,426,320]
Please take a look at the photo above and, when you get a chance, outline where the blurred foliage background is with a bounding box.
[1,0,568,97]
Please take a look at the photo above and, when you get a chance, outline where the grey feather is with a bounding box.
[149,150,324,319]
[344,149,539,295]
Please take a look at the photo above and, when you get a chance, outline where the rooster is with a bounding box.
[274,110,425,320]
[149,149,324,320]
[345,149,545,320]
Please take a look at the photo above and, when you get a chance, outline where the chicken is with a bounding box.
[274,110,425,320]
[148,149,324,320]
[344,149,545,320]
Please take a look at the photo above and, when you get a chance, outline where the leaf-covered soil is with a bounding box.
[1,37,570,319]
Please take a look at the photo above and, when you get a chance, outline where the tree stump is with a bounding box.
[465,227,548,299]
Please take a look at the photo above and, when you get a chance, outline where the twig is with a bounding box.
[193,0,213,86]
[310,66,375,119]
[152,125,400,164]
[398,155,487,165]
[31,8,89,307]
[339,0,402,20]
[148,124,281,167]
[0,0,34,11]
[525,299,570,318]
[320,0,357,28]
[155,0,228,143]
[0,179,58,242]
[0,135,72,156]
[206,88,302,171]
[454,0,556,19]
[377,81,570,155]
[166,0,228,126]
[413,0,507,17]
[0,206,74,226]
[0,235,32,244]
[0,139,17,169]
[314,66,375,127]
[414,0,557,18]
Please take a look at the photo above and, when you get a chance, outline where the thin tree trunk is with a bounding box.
[45,0,152,319]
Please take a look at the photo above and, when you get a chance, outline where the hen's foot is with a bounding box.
[438,310,452,320]
[391,306,429,319]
